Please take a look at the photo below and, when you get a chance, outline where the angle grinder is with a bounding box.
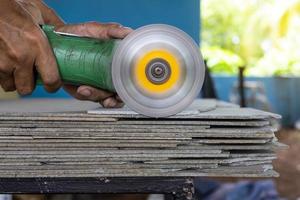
[41,24,205,117]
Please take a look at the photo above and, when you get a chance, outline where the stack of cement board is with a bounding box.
[0,99,285,178]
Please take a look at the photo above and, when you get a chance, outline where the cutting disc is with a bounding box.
[112,24,205,117]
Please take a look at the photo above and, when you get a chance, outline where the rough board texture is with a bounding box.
[88,99,281,120]
[0,99,282,178]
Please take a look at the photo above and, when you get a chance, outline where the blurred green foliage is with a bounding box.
[201,0,300,76]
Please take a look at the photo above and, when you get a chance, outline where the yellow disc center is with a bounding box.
[135,50,180,94]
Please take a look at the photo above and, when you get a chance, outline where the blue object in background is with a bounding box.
[45,0,200,43]
[195,179,281,200]
[213,75,300,126]
[27,0,200,98]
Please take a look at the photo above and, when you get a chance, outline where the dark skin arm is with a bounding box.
[0,0,131,108]
[0,0,62,94]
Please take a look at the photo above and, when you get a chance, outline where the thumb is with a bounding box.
[76,85,114,102]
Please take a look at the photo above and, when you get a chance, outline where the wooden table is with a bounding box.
[0,177,195,200]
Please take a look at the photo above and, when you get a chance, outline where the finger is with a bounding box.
[17,0,44,24]
[115,102,125,108]
[14,65,35,95]
[0,55,14,76]
[76,85,114,102]
[63,84,92,101]
[56,22,132,39]
[33,27,62,93]
[0,76,16,92]
[0,59,14,87]
[107,26,133,39]
[64,84,123,108]
[0,72,8,80]
[17,0,65,27]
[115,95,123,102]
[101,97,118,108]
[64,84,95,101]
[63,84,78,97]
[32,0,65,26]
[102,97,124,108]
[55,22,103,38]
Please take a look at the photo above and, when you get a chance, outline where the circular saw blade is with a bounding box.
[112,24,205,117]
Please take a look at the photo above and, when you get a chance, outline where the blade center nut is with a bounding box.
[146,58,171,85]
[154,66,164,77]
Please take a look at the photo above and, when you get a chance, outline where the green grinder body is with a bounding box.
[41,25,118,92]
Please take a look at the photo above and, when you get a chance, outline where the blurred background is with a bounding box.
[202,0,300,127]
[0,0,300,199]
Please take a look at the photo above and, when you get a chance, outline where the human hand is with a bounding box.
[56,22,133,108]
[0,0,63,95]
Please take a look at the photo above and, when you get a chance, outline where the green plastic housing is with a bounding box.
[41,25,118,92]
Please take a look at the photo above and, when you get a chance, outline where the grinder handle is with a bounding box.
[36,25,118,92]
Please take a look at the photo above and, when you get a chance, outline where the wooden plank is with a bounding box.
[0,143,179,148]
[0,168,278,178]
[0,163,218,170]
[191,138,272,144]
[0,119,270,127]
[0,149,222,155]
[88,102,281,120]
[0,177,194,195]
[0,132,274,139]
[0,152,229,159]
[177,142,286,151]
[0,126,275,133]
